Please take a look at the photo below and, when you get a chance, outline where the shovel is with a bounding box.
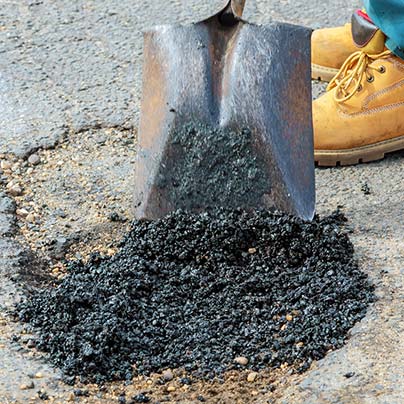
[133,0,315,220]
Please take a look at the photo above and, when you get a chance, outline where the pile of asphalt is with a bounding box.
[17,209,374,383]
[156,123,269,210]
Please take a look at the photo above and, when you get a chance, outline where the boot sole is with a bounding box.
[311,63,339,82]
[315,135,404,166]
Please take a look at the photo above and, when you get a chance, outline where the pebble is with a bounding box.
[248,247,257,254]
[179,377,192,385]
[28,154,41,165]
[26,213,36,223]
[167,385,176,392]
[34,372,44,378]
[247,372,258,382]
[9,185,23,196]
[20,381,35,390]
[234,356,249,366]
[162,369,173,381]
[37,390,49,400]
[67,392,75,401]
[132,393,151,403]
[286,314,293,322]
[16,208,29,218]
[55,208,67,218]
[74,388,89,397]
[0,160,12,170]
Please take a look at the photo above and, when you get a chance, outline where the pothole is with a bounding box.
[0,127,137,268]
[15,209,374,404]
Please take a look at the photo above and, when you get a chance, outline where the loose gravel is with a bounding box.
[17,209,374,384]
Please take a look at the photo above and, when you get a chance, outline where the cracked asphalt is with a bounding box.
[1,0,403,403]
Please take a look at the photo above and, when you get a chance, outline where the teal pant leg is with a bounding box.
[364,0,404,58]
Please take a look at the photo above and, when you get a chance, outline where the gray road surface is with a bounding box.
[1,1,403,403]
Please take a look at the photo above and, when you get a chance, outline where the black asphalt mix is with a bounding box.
[17,209,374,384]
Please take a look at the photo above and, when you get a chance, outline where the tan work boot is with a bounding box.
[312,24,357,82]
[311,11,386,82]
[313,21,404,166]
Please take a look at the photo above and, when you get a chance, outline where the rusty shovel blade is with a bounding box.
[134,1,315,220]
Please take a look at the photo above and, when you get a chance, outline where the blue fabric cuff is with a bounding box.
[385,37,404,60]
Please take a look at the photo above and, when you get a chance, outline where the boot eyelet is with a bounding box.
[367,76,375,83]
[379,66,386,73]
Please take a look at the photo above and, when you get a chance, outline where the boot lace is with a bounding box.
[327,49,392,103]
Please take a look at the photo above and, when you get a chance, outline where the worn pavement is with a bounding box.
[1,0,403,403]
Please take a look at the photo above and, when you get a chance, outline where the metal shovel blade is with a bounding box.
[134,1,315,220]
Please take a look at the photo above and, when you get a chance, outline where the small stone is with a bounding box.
[74,388,89,397]
[132,393,151,403]
[247,372,258,382]
[296,342,304,348]
[167,385,176,392]
[34,372,44,378]
[179,377,192,385]
[37,390,49,400]
[197,396,205,402]
[67,392,75,401]
[95,134,107,144]
[20,381,35,390]
[26,213,36,223]
[162,369,173,381]
[28,154,40,165]
[286,314,293,322]
[248,247,257,254]
[108,211,126,222]
[361,183,371,195]
[251,390,259,396]
[16,208,29,218]
[0,160,12,170]
[55,208,67,218]
[9,185,23,196]
[26,167,34,175]
[234,356,249,366]
[344,371,355,378]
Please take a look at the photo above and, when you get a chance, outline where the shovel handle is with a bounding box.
[219,0,246,26]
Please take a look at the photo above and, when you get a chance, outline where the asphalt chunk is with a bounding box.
[17,209,374,383]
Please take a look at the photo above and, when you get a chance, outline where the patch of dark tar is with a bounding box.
[156,123,269,210]
[17,209,374,384]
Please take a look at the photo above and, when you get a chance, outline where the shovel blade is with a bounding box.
[134,19,315,220]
